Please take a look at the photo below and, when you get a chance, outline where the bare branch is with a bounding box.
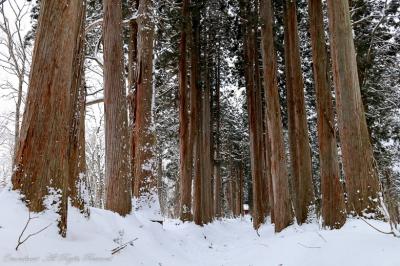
[87,98,104,106]
[359,217,399,237]
[297,242,321,249]
[111,238,138,255]
[85,13,138,34]
[15,212,52,251]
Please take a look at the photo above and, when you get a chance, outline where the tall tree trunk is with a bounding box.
[326,0,380,215]
[103,0,132,215]
[179,0,192,222]
[191,1,202,225]
[12,0,85,237]
[283,0,314,224]
[128,0,139,195]
[133,0,157,200]
[201,56,213,223]
[308,0,346,228]
[69,8,88,213]
[13,75,23,165]
[239,0,266,229]
[264,122,275,222]
[213,53,222,218]
[232,162,244,217]
[226,165,234,217]
[259,0,293,232]
[247,25,266,230]
[252,10,270,219]
[236,162,244,217]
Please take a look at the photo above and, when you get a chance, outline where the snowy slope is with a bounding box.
[0,188,399,266]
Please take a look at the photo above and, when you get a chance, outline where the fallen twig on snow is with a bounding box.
[297,242,321,249]
[316,232,327,243]
[111,238,139,255]
[16,212,52,251]
[359,217,400,237]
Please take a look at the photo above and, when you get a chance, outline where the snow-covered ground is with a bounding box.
[0,188,399,266]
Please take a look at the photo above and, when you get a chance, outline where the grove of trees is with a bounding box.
[0,0,399,236]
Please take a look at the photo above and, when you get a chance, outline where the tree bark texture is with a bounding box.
[238,0,267,229]
[128,0,139,195]
[201,60,213,224]
[283,0,314,225]
[246,25,267,230]
[308,0,346,228]
[178,0,192,222]
[103,0,132,215]
[68,8,88,213]
[191,2,203,225]
[252,15,270,219]
[133,0,157,199]
[12,0,86,237]
[263,120,275,222]
[213,55,222,218]
[326,0,380,215]
[260,0,293,232]
[233,162,244,217]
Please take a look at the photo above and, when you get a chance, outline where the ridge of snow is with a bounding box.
[0,189,399,266]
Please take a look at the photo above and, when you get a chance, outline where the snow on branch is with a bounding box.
[85,13,138,33]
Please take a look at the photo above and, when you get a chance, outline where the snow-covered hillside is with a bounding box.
[0,188,399,266]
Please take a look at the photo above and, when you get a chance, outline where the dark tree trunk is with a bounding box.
[308,0,346,228]
[252,9,270,219]
[247,25,267,230]
[103,0,132,215]
[69,7,88,213]
[12,0,86,237]
[178,0,192,222]
[191,1,203,225]
[133,0,157,200]
[326,0,380,215]
[213,53,222,218]
[232,162,244,217]
[201,55,213,223]
[259,0,293,232]
[128,0,139,195]
[239,0,267,229]
[283,0,314,224]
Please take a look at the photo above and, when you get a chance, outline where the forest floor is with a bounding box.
[0,188,399,266]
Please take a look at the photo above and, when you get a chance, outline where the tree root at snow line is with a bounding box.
[359,217,400,238]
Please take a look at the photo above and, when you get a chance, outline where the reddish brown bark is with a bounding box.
[263,122,275,222]
[201,59,213,223]
[213,55,222,218]
[103,0,132,215]
[308,0,346,228]
[283,0,314,224]
[239,0,267,229]
[236,163,244,217]
[259,0,293,232]
[233,162,244,217]
[178,0,192,222]
[247,26,267,230]
[133,0,157,199]
[252,14,270,219]
[326,0,380,215]
[128,0,139,195]
[12,0,85,237]
[69,7,87,213]
[191,2,202,225]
